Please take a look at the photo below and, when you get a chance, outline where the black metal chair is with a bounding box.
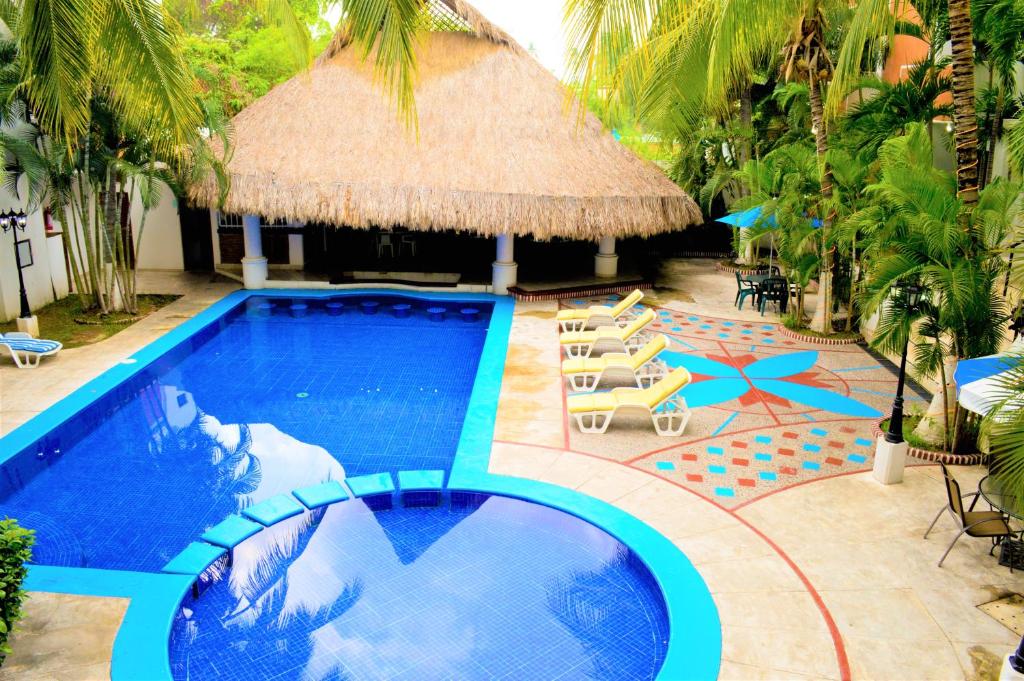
[758,277,789,316]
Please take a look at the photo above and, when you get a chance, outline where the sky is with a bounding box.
[471,1,568,76]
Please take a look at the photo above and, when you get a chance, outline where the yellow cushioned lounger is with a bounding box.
[561,335,669,392]
[559,308,656,359]
[566,366,692,436]
[556,289,644,332]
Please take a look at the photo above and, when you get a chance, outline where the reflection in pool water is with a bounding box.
[170,495,670,681]
[0,297,489,571]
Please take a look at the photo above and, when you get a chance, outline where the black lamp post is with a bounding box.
[1,210,31,319]
[884,281,927,445]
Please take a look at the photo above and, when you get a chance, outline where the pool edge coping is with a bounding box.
[3,288,722,681]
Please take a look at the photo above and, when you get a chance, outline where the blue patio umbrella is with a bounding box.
[715,205,823,267]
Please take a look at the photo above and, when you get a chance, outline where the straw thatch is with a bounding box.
[189,0,701,240]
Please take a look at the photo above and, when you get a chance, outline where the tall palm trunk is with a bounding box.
[948,0,980,207]
[808,69,833,334]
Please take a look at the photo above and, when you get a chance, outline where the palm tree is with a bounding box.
[840,57,952,155]
[860,123,1016,449]
[973,0,1024,188]
[948,0,981,207]
[561,0,932,336]
[5,0,202,159]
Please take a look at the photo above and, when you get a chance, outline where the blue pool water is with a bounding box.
[0,295,491,572]
[169,493,670,681]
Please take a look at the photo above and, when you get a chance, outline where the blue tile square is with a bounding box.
[201,515,263,549]
[759,471,777,481]
[763,338,775,344]
[242,494,305,527]
[848,454,867,464]
[714,487,735,497]
[708,465,727,474]
[707,446,724,455]
[655,461,676,471]
[398,469,446,491]
[162,542,226,575]
[802,461,821,471]
[347,473,396,498]
[755,453,772,462]
[810,428,827,437]
[855,438,872,448]
[755,435,772,444]
[803,443,821,453]
[293,480,350,509]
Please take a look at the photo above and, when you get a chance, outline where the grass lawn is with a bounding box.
[0,294,180,349]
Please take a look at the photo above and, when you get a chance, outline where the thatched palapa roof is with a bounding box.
[190,0,701,240]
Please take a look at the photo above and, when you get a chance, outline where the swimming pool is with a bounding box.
[169,492,671,680]
[1,294,491,572]
[0,289,721,680]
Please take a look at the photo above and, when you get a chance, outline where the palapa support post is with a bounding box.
[595,236,618,278]
[241,214,268,289]
[492,234,517,295]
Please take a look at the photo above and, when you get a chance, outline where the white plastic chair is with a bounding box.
[377,234,395,258]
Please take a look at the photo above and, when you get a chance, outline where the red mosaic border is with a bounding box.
[508,280,653,302]
[870,421,988,466]
[778,326,861,345]
[714,261,763,275]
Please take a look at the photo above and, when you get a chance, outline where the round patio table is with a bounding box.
[979,475,1024,522]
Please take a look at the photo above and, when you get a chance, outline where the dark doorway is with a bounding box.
[179,201,214,272]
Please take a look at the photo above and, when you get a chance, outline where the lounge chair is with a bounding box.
[0,332,62,369]
[559,308,656,359]
[561,334,669,392]
[556,289,644,332]
[566,366,692,436]
[924,463,1014,567]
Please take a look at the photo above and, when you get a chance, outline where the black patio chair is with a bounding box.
[758,277,789,316]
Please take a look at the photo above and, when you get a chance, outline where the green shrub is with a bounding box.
[0,519,34,664]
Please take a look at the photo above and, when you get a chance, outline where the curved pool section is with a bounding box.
[170,492,670,680]
[0,289,722,680]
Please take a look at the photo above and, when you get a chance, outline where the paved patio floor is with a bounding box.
[1,262,1020,680]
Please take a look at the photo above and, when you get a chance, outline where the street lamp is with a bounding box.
[873,280,927,484]
[0,210,31,319]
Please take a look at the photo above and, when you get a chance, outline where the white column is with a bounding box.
[595,236,618,279]
[241,214,268,289]
[492,234,517,295]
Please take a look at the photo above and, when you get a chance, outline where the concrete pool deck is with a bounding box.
[1,262,1020,680]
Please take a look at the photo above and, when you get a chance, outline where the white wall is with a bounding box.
[131,181,183,271]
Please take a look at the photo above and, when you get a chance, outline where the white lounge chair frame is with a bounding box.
[557,290,645,333]
[573,393,691,436]
[558,306,641,333]
[562,331,651,360]
[0,332,62,368]
[567,357,668,392]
